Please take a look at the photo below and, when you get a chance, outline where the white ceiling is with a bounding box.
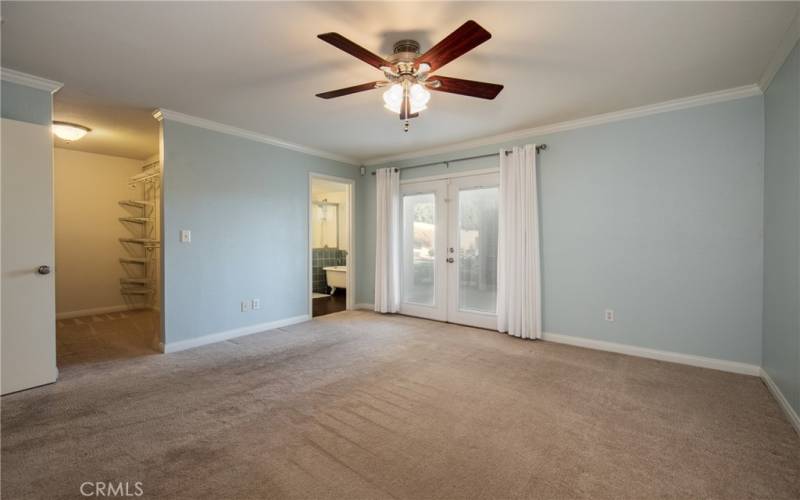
[2,2,798,162]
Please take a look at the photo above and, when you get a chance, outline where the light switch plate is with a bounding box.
[252,298,261,310]
[180,230,191,243]
[241,300,251,312]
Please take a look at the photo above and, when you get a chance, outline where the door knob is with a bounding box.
[446,257,455,263]
[37,265,51,275]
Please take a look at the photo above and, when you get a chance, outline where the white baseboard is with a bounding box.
[56,304,141,320]
[542,332,761,376]
[354,303,375,310]
[760,368,800,435]
[160,314,310,353]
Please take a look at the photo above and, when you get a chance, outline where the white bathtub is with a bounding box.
[322,266,347,294]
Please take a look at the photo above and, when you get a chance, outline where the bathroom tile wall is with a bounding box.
[312,248,347,294]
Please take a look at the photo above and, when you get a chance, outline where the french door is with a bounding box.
[399,173,499,330]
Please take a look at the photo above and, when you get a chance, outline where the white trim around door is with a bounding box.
[399,172,500,330]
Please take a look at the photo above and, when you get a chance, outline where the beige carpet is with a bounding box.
[56,309,160,367]
[2,310,799,499]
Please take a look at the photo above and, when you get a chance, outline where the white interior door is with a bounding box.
[400,173,500,330]
[446,174,500,329]
[1,118,58,394]
[399,180,448,320]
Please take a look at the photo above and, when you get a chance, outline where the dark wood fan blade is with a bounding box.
[316,81,382,99]
[318,33,391,69]
[429,76,503,99]
[416,20,491,72]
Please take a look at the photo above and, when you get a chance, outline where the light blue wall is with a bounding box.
[161,120,358,345]
[358,95,765,365]
[763,40,800,413]
[1,80,52,125]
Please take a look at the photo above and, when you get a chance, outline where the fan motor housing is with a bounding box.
[388,39,420,65]
[393,39,420,54]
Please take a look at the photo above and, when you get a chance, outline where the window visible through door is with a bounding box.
[400,173,499,330]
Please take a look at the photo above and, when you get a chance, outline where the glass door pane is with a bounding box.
[402,193,436,305]
[457,186,498,313]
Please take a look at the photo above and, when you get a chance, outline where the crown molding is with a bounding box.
[363,84,762,166]
[0,67,63,94]
[152,108,359,166]
[759,11,800,92]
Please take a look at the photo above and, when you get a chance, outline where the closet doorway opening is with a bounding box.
[309,174,354,318]
[54,142,162,368]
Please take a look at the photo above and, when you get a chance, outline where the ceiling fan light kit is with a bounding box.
[316,20,503,132]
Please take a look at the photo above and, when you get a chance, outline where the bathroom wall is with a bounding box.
[160,119,358,346]
[312,248,347,294]
[54,148,145,316]
[312,190,349,252]
[311,202,339,249]
[311,184,350,294]
[357,94,765,366]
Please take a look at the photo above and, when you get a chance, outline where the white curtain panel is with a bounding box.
[374,167,402,313]
[497,145,542,339]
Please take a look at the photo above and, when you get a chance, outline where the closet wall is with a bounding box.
[54,148,144,317]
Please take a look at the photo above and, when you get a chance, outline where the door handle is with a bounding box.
[37,265,51,275]
[446,257,455,263]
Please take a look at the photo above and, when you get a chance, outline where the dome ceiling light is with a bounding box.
[52,121,91,142]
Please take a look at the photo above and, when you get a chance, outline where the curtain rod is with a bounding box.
[370,144,547,175]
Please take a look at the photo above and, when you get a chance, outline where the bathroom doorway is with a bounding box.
[309,174,354,318]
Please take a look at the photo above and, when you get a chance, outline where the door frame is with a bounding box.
[399,171,500,330]
[399,167,499,185]
[308,173,355,317]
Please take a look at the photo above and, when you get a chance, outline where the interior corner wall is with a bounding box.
[53,148,144,316]
[159,120,358,346]
[358,95,765,366]
[763,40,800,414]
[0,80,52,125]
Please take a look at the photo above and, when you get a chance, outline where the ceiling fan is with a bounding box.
[316,20,504,132]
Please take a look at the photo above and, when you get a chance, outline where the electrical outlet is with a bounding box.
[252,298,261,310]
[604,309,615,322]
[241,300,251,312]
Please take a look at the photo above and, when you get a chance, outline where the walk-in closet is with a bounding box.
[54,147,162,366]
